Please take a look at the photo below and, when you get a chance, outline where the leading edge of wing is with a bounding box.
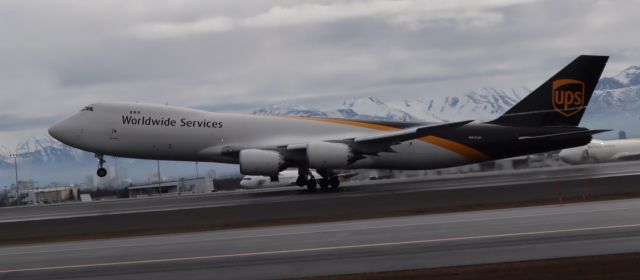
[286,120,473,152]
[352,120,473,144]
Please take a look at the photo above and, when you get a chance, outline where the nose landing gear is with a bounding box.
[95,154,107,177]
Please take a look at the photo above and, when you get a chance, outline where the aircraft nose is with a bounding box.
[48,123,62,140]
[48,119,74,144]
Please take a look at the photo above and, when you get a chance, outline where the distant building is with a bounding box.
[85,175,95,189]
[7,186,78,205]
[11,180,39,190]
[128,175,215,198]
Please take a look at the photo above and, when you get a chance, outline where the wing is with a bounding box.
[353,120,473,145]
[286,120,473,155]
[208,120,472,165]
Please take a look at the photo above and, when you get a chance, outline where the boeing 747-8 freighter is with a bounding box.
[49,55,609,190]
[560,138,640,164]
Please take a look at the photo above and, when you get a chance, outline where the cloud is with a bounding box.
[129,0,538,39]
[242,0,534,30]
[0,114,60,132]
[242,2,400,28]
[2,0,640,150]
[131,16,233,38]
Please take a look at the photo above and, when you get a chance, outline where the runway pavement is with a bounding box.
[1,197,639,279]
[1,161,639,222]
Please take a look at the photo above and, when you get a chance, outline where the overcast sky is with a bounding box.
[1,0,639,148]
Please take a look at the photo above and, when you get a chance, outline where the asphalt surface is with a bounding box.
[0,197,639,280]
[1,161,639,222]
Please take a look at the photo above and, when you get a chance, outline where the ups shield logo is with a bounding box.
[552,79,585,117]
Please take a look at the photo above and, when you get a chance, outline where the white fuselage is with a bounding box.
[49,102,474,170]
[559,138,640,164]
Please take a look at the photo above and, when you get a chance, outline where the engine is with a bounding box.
[239,149,285,175]
[307,142,353,169]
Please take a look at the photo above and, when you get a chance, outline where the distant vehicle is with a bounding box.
[49,55,609,191]
[240,169,318,188]
[240,169,356,188]
[559,139,640,164]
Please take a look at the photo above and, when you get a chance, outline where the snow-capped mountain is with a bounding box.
[597,66,640,90]
[580,66,640,136]
[253,67,640,138]
[0,153,11,169]
[587,66,640,115]
[0,137,93,168]
[0,137,233,188]
[0,137,96,187]
[11,137,92,164]
[254,88,526,123]
[253,104,330,118]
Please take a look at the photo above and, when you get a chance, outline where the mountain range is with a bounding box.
[254,88,525,123]
[254,66,640,136]
[2,65,640,187]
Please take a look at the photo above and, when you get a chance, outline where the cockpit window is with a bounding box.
[81,106,94,112]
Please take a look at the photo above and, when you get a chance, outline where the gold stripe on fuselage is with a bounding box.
[289,116,492,162]
[298,117,400,132]
[420,136,491,162]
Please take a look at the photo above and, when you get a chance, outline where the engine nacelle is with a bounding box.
[239,149,285,176]
[307,142,352,169]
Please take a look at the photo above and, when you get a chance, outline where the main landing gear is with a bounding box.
[95,153,107,178]
[318,176,340,191]
[296,168,340,192]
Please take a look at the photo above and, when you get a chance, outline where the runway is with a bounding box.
[1,197,639,279]
[1,161,639,222]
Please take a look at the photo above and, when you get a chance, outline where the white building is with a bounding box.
[7,186,78,205]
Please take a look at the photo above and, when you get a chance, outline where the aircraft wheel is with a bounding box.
[306,178,317,191]
[318,178,329,190]
[296,176,307,187]
[97,167,107,178]
[329,176,340,189]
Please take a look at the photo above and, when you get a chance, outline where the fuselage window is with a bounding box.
[81,106,94,112]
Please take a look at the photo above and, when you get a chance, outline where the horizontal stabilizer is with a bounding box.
[518,129,610,141]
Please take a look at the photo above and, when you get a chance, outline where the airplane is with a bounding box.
[559,138,640,164]
[49,55,609,191]
[240,169,317,188]
[240,169,357,188]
